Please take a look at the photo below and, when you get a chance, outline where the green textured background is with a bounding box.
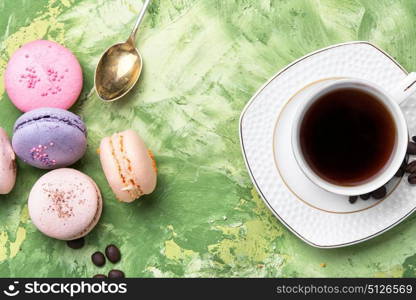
[1,0,416,277]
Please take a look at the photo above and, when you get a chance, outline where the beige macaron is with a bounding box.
[99,129,157,202]
[28,168,102,240]
[0,128,16,194]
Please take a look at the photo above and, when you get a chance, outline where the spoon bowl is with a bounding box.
[95,40,142,101]
[94,0,150,102]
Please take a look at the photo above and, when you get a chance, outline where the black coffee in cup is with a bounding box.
[299,88,396,186]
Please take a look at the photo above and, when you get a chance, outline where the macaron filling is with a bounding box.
[14,113,86,134]
[109,133,144,199]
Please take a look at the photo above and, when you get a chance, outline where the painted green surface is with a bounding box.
[0,0,416,277]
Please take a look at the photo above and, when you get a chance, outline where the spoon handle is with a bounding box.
[129,0,151,42]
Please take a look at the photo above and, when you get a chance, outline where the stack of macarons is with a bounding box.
[2,40,158,245]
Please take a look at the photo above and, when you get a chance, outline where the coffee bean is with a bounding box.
[91,251,106,267]
[93,274,107,279]
[395,167,405,177]
[108,269,125,278]
[406,160,416,173]
[395,159,408,177]
[407,142,416,155]
[360,193,371,200]
[349,196,358,204]
[371,186,387,200]
[66,237,85,249]
[105,244,121,263]
[412,136,416,143]
[408,173,416,184]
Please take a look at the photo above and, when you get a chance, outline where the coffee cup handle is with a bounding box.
[394,72,416,104]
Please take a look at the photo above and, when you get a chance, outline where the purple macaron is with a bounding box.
[12,107,87,169]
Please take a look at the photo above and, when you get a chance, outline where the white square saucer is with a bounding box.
[239,41,416,248]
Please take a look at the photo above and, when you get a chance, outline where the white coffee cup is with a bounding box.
[291,73,416,196]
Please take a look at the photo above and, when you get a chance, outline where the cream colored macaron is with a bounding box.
[0,128,16,194]
[99,129,157,202]
[28,168,102,240]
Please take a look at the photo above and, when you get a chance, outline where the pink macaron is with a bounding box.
[28,168,102,240]
[0,128,16,194]
[5,40,83,112]
[99,129,157,202]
